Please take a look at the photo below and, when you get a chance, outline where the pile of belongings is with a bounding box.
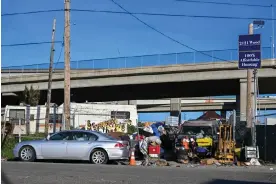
[139,136,162,166]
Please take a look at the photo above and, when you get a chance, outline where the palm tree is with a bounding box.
[21,85,40,106]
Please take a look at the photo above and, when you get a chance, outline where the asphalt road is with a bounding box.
[2,162,276,184]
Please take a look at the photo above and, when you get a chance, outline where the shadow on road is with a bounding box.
[1,171,12,184]
[205,179,272,184]
[6,158,124,165]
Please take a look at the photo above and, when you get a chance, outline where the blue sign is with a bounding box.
[238,34,261,69]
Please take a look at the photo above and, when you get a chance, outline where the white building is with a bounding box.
[3,102,138,134]
[265,118,276,125]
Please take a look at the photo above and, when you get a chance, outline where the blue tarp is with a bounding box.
[196,147,208,153]
[150,122,164,137]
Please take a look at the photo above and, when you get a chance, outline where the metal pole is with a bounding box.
[252,69,257,147]
[233,109,236,141]
[272,5,275,58]
[19,118,22,143]
[264,114,267,162]
[246,23,253,130]
[53,104,57,133]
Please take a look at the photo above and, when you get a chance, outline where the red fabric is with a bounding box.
[148,145,161,154]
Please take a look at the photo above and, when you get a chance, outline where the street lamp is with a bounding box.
[253,20,265,29]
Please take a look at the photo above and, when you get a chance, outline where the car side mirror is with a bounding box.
[46,134,51,141]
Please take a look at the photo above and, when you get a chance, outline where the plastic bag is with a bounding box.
[143,126,153,134]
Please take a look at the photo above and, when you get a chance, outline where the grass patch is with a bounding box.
[1,133,45,160]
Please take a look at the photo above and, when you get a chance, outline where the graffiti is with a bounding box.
[84,119,132,133]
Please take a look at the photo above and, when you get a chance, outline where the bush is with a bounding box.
[1,134,45,160]
[1,136,17,160]
[127,124,137,135]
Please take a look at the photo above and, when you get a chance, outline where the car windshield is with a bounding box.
[180,126,213,137]
[96,132,117,140]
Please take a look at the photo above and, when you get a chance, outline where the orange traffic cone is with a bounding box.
[129,149,136,166]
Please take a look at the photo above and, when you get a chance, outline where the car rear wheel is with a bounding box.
[19,146,36,162]
[90,149,108,164]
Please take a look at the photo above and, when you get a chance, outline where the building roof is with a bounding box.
[196,111,222,120]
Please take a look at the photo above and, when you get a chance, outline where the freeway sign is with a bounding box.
[238,34,261,69]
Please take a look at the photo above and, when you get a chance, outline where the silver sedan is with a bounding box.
[13,130,130,164]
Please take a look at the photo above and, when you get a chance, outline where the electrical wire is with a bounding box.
[1,9,62,16]
[109,0,229,62]
[52,41,64,73]
[2,9,276,21]
[71,9,276,21]
[256,113,276,117]
[175,0,274,8]
[1,41,63,47]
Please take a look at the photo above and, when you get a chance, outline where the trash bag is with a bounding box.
[151,124,160,137]
[148,136,162,145]
[139,138,148,156]
[143,126,153,134]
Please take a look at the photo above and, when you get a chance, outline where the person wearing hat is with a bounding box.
[189,137,198,154]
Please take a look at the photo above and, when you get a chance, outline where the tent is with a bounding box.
[196,111,222,121]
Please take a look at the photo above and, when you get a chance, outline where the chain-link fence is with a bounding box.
[1,47,272,78]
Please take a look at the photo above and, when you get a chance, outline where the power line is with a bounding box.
[1,9,62,16]
[53,41,64,73]
[109,0,228,62]
[175,0,274,8]
[72,9,276,21]
[2,41,63,47]
[256,113,276,117]
[53,35,64,73]
[2,9,276,21]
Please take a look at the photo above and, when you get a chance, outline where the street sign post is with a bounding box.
[238,34,261,69]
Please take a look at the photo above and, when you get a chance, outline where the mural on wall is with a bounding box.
[84,118,132,133]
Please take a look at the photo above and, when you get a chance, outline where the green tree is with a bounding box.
[21,85,40,106]
[127,124,137,135]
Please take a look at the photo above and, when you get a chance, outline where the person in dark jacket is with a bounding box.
[189,138,198,154]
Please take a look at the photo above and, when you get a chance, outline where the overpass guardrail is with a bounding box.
[1,47,273,75]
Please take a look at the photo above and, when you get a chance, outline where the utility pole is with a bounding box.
[246,23,253,129]
[64,0,71,130]
[272,5,275,58]
[45,19,56,136]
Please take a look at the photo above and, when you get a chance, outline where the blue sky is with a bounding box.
[1,0,276,121]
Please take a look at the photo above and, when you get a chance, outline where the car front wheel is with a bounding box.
[19,146,36,162]
[90,149,108,164]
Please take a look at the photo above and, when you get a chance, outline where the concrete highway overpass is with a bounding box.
[1,59,276,98]
[135,97,276,112]
[2,59,276,123]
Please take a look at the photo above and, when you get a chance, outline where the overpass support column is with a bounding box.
[170,98,181,125]
[237,78,254,146]
[238,79,255,123]
[116,100,137,105]
[238,79,247,123]
[128,100,137,105]
[220,111,227,120]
